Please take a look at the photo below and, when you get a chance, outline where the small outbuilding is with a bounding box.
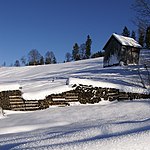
[103,33,142,67]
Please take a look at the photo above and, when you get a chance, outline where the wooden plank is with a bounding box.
[65,99,78,102]
[52,98,66,101]
[65,96,78,99]
[9,99,23,102]
[24,101,39,104]
[10,101,24,104]
[107,93,119,96]
[65,98,78,101]
[12,108,25,111]
[9,96,22,98]
[25,104,39,107]
[24,107,39,110]
[11,105,25,108]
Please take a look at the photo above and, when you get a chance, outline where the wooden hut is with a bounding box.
[103,33,142,67]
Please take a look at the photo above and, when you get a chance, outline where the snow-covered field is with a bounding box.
[0,57,150,149]
[0,99,150,150]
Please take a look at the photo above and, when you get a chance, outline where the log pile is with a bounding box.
[46,85,150,105]
[0,91,11,110]
[0,90,49,111]
[0,85,150,110]
[46,89,79,106]
[9,95,25,111]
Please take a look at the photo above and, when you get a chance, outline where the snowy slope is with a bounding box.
[0,57,149,100]
[0,99,150,150]
[0,58,150,149]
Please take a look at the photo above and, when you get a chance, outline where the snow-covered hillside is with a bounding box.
[0,57,149,100]
[0,99,150,150]
[0,58,150,149]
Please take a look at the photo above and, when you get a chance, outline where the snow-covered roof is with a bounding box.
[113,33,142,48]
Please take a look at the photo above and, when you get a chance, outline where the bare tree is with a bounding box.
[45,51,57,64]
[80,43,86,59]
[132,0,150,30]
[40,56,44,65]
[28,49,42,65]
[20,56,26,66]
[65,52,72,62]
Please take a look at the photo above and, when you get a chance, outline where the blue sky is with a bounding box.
[0,0,135,66]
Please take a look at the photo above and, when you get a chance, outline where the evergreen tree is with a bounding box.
[131,30,136,40]
[122,26,130,37]
[138,31,145,47]
[72,43,80,61]
[85,35,92,59]
[53,56,57,64]
[145,26,150,49]
[91,51,104,58]
[52,55,57,64]
[14,60,20,67]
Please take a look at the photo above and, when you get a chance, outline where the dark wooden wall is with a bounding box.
[103,36,140,67]
[103,36,122,67]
